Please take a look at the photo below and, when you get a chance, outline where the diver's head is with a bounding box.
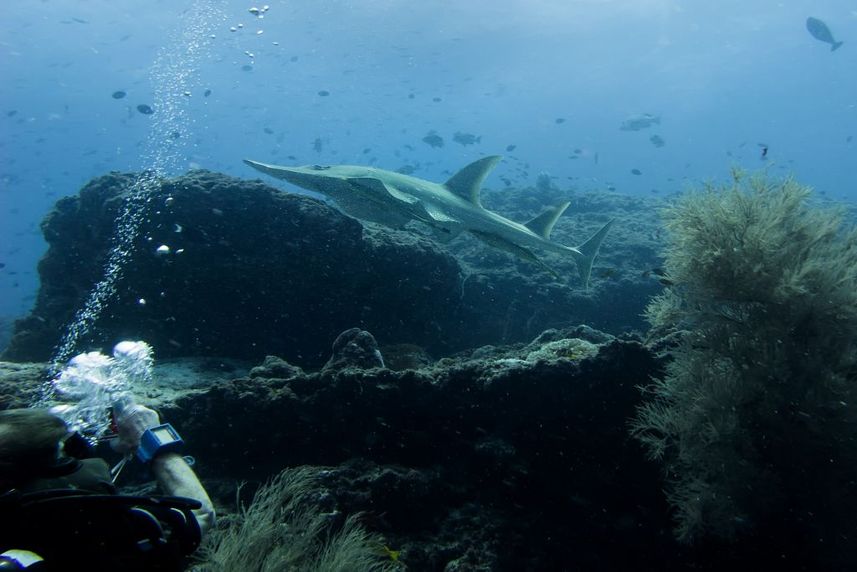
[0,409,68,487]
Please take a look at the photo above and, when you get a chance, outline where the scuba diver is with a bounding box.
[0,404,215,571]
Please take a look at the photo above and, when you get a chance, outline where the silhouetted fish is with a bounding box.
[806,17,843,51]
[422,131,444,148]
[453,132,481,146]
[111,90,126,99]
[136,104,154,115]
[620,113,660,131]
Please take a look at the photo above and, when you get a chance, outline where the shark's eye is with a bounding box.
[311,165,330,171]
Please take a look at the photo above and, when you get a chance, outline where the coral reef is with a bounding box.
[632,173,857,558]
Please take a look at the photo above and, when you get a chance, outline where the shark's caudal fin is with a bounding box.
[831,40,844,51]
[572,219,615,287]
[444,156,502,207]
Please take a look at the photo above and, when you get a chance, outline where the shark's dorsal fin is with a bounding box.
[444,156,501,207]
[525,202,570,240]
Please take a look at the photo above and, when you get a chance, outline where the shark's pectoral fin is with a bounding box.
[469,230,559,279]
[525,202,571,240]
[350,177,419,205]
[415,203,463,241]
[444,155,502,207]
[422,203,460,225]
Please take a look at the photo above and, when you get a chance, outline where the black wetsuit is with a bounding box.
[14,457,116,495]
[1,457,198,571]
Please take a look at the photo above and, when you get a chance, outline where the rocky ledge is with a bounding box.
[1,327,819,570]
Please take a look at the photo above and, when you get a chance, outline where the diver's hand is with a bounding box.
[112,404,160,454]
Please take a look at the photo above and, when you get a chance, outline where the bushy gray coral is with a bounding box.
[632,172,857,543]
[195,466,395,571]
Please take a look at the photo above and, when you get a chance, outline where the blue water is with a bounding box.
[1,0,855,322]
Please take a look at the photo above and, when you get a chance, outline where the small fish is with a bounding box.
[421,131,444,148]
[241,64,253,72]
[649,134,665,148]
[630,168,642,176]
[806,17,843,51]
[846,135,853,143]
[758,143,768,160]
[317,90,330,97]
[136,104,154,115]
[620,113,660,131]
[452,131,481,146]
[381,545,401,562]
[555,117,566,124]
[506,144,517,152]
[263,127,274,135]
[203,89,212,97]
[111,90,126,99]
[312,137,323,152]
[432,97,442,102]
[408,93,415,99]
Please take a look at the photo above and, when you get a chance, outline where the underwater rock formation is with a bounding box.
[2,171,463,365]
[2,327,664,569]
[2,170,665,365]
[322,327,385,372]
[1,322,847,569]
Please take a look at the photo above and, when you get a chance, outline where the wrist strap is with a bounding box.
[137,423,184,464]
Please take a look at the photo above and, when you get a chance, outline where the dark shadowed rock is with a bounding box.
[248,355,303,380]
[1,171,464,365]
[2,170,667,366]
[322,327,384,372]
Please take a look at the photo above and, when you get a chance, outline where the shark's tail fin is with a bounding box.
[831,40,844,51]
[572,219,615,287]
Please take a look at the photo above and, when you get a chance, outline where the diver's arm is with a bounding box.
[114,404,216,534]
[151,452,216,534]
